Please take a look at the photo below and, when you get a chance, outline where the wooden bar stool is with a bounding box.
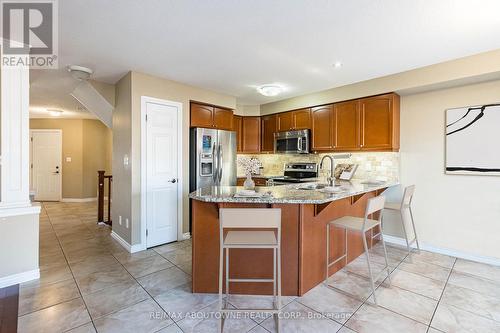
[219,208,281,331]
[325,196,391,305]
[384,185,420,254]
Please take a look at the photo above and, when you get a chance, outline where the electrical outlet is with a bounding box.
[118,216,122,225]
[126,218,129,229]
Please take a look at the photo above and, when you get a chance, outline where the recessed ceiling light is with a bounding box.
[333,61,343,68]
[257,84,283,97]
[49,109,63,117]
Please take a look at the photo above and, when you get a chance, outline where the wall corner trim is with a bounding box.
[111,231,146,253]
[383,234,500,267]
[0,269,40,288]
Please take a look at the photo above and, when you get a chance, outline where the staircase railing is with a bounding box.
[97,170,112,225]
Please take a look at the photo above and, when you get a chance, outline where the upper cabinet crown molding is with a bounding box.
[190,102,234,130]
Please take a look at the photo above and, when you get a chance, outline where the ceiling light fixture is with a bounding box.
[257,84,283,97]
[67,65,93,81]
[49,109,63,117]
[333,61,343,68]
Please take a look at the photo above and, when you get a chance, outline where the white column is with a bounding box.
[0,46,31,208]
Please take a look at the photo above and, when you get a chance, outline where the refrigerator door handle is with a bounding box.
[218,144,223,184]
[212,143,218,183]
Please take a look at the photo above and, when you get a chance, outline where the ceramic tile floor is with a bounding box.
[17,202,500,333]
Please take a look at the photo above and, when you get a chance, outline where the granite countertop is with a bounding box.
[189,180,399,204]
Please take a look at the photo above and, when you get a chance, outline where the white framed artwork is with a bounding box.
[446,103,500,175]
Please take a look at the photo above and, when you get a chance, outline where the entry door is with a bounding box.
[145,100,179,247]
[32,130,62,201]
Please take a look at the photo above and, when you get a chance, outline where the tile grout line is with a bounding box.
[42,202,99,333]
[425,257,457,333]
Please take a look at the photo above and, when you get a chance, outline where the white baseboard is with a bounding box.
[61,197,97,203]
[0,269,40,288]
[111,231,146,253]
[182,232,191,240]
[383,234,500,267]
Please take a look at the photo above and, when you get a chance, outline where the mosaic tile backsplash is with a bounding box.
[237,152,400,181]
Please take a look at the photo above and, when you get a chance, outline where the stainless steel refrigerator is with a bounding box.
[189,128,237,191]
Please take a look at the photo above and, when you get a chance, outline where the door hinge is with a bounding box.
[146,229,148,237]
[30,137,33,142]
[31,163,33,169]
[145,114,148,121]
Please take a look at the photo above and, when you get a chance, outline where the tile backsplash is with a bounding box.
[237,152,400,181]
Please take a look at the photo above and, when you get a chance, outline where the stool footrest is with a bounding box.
[227,278,274,283]
[327,254,347,267]
[372,232,381,239]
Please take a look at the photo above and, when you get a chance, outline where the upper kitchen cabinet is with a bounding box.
[241,116,261,153]
[277,109,311,131]
[190,102,234,130]
[233,115,243,152]
[311,105,335,151]
[261,114,277,153]
[213,107,233,130]
[359,93,400,151]
[334,100,360,151]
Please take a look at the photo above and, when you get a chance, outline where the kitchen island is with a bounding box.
[189,180,398,296]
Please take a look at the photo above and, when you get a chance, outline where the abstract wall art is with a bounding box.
[446,103,500,175]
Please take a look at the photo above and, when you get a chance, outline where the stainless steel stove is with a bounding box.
[271,162,318,184]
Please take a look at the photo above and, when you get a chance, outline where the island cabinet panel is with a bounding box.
[311,105,335,151]
[236,177,267,186]
[241,116,261,153]
[213,107,233,130]
[191,200,300,296]
[277,111,294,132]
[359,93,400,151]
[334,100,360,151]
[261,114,277,152]
[232,115,242,152]
[190,103,214,128]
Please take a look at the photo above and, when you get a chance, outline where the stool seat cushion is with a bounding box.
[331,216,380,231]
[224,230,277,246]
[384,202,401,210]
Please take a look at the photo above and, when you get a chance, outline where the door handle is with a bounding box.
[212,144,218,183]
[218,144,223,184]
[169,178,177,183]
[53,171,59,174]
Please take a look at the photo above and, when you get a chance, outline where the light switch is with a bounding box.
[66,157,72,162]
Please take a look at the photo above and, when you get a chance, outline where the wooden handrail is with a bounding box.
[98,170,112,225]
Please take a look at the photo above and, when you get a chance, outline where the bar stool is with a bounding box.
[325,196,391,305]
[384,185,420,255]
[219,208,281,331]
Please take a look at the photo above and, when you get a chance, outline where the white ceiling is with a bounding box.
[32,0,500,111]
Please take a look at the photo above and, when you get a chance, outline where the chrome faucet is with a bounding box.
[319,154,353,186]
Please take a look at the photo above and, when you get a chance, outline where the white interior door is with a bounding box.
[145,100,179,247]
[32,130,62,201]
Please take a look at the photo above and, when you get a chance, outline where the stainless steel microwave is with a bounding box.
[274,129,310,154]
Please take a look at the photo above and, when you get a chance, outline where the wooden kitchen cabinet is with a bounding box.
[213,107,233,130]
[334,100,360,151]
[311,105,335,151]
[233,115,243,152]
[359,93,400,151]
[277,109,311,132]
[237,177,268,186]
[277,111,294,131]
[241,116,261,153]
[261,114,277,152]
[190,102,234,130]
[293,109,312,130]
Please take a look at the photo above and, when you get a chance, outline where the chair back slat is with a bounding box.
[365,195,386,217]
[402,185,416,206]
[220,208,281,229]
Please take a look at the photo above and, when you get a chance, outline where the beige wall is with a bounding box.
[381,79,500,260]
[261,49,500,114]
[30,118,112,199]
[112,71,236,245]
